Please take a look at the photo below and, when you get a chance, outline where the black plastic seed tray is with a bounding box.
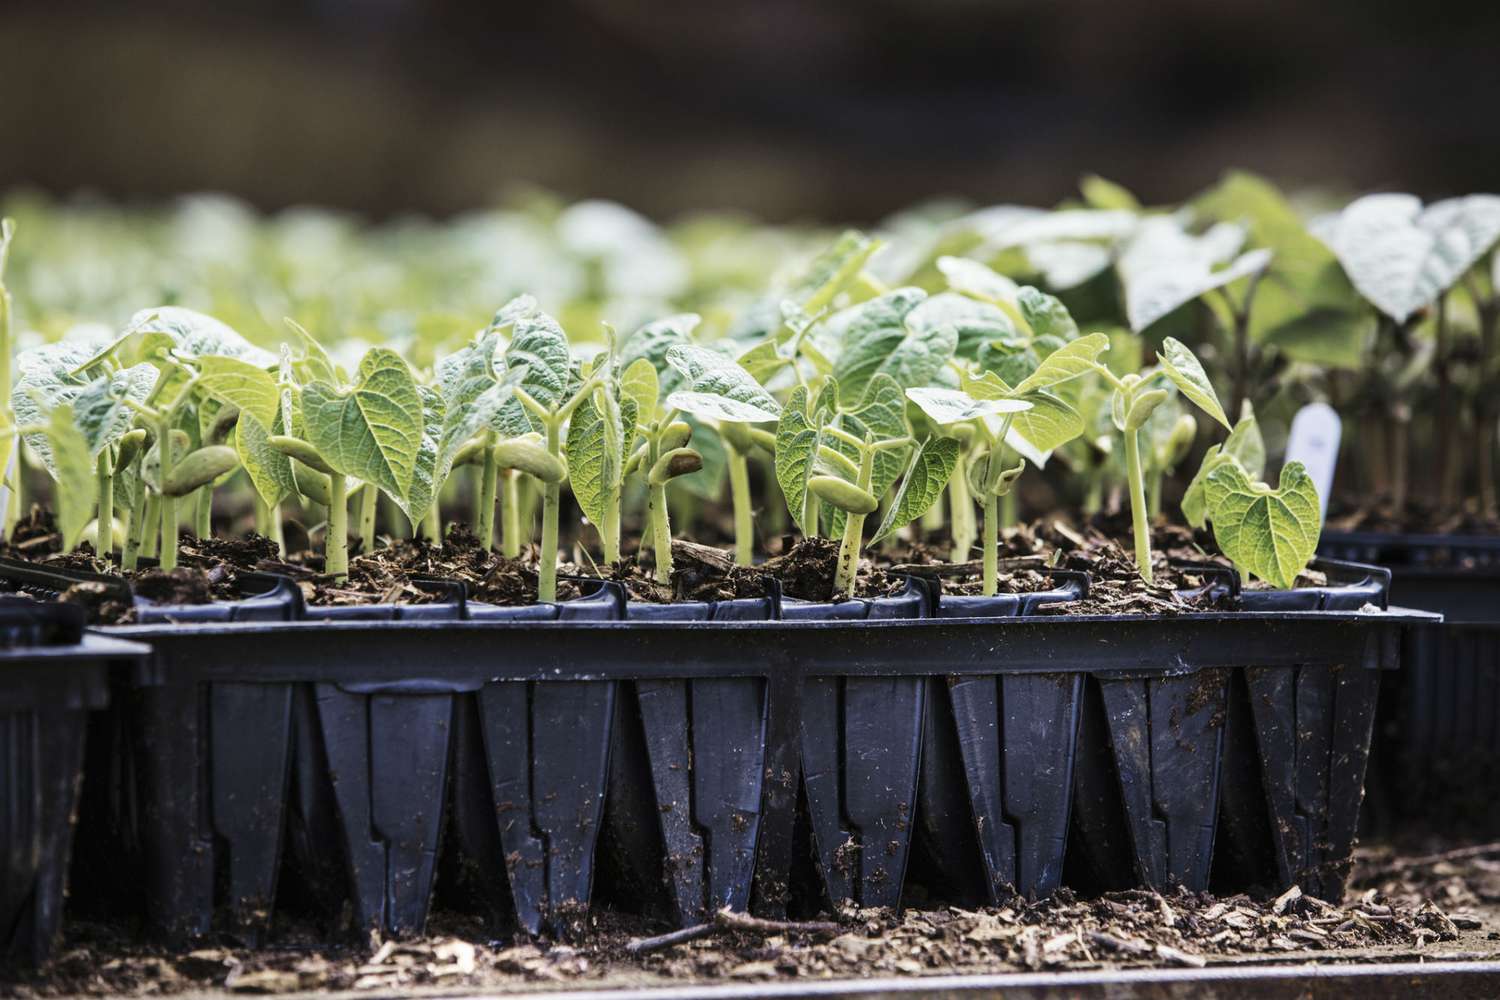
[91,583,1429,944]
[1319,532,1500,830]
[0,599,148,969]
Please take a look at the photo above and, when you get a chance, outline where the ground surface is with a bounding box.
[6,838,1499,998]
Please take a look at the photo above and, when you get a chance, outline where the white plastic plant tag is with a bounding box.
[1285,402,1341,521]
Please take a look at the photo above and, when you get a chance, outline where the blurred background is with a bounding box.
[5,0,1499,222]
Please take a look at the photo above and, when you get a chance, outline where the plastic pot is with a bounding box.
[0,600,147,967]
[1320,531,1500,830]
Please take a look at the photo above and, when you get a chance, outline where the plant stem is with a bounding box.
[477,437,498,549]
[140,492,159,559]
[727,445,753,566]
[982,491,999,597]
[1147,465,1163,520]
[501,470,520,558]
[999,488,1017,530]
[831,446,875,597]
[948,465,974,560]
[538,421,561,602]
[158,420,179,571]
[326,474,348,579]
[194,486,211,539]
[1124,428,1152,584]
[357,483,377,551]
[423,501,442,547]
[601,485,622,565]
[1084,470,1103,516]
[96,451,114,557]
[648,482,672,584]
[122,495,144,572]
[802,489,819,539]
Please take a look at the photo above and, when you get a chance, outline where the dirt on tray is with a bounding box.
[8,839,1499,997]
[1327,500,1500,539]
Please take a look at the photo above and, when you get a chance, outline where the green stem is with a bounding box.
[140,493,160,560]
[478,437,498,549]
[832,447,874,597]
[948,466,974,561]
[194,486,211,539]
[1147,465,1163,520]
[999,489,1017,531]
[728,445,753,566]
[326,474,348,579]
[802,489,819,539]
[648,483,672,584]
[982,492,998,597]
[501,470,520,559]
[601,485,622,565]
[158,420,178,571]
[1084,471,1103,516]
[96,451,114,557]
[538,421,561,602]
[356,483,377,552]
[1124,428,1152,584]
[423,501,442,548]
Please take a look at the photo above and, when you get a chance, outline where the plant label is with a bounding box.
[1285,403,1341,520]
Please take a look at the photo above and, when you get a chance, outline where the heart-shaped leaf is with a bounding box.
[301,348,424,503]
[1011,333,1110,395]
[775,385,823,534]
[1204,460,1322,589]
[41,402,95,550]
[1319,193,1500,322]
[195,355,279,428]
[72,364,158,458]
[1017,287,1080,342]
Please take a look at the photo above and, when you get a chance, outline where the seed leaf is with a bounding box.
[301,348,424,503]
[870,437,960,544]
[1011,332,1110,395]
[1204,460,1322,589]
[664,344,782,423]
[1157,337,1230,429]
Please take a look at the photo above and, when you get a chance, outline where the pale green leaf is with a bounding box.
[565,391,622,529]
[736,339,790,386]
[1017,287,1080,342]
[1204,460,1322,589]
[1156,337,1230,429]
[43,403,95,550]
[870,437,960,544]
[827,287,929,402]
[235,410,297,509]
[1080,174,1140,211]
[71,364,157,458]
[401,385,446,525]
[664,344,782,424]
[905,387,1031,426]
[793,230,880,313]
[96,306,277,370]
[908,292,1022,360]
[618,313,700,400]
[195,355,279,428]
[1011,332,1110,395]
[301,348,424,503]
[1011,391,1085,454]
[620,357,660,427]
[937,255,1020,306]
[492,296,575,434]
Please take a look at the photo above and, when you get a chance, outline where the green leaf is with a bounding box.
[401,385,446,525]
[42,403,95,550]
[98,307,277,370]
[565,390,623,530]
[301,348,425,503]
[869,437,960,544]
[775,385,822,534]
[793,230,881,313]
[1080,174,1140,211]
[905,387,1031,426]
[664,344,782,423]
[618,313,700,400]
[674,414,728,500]
[235,410,297,509]
[736,339,791,385]
[1204,460,1322,589]
[195,355,279,428]
[844,373,911,499]
[1011,332,1110,395]
[907,292,1023,360]
[492,296,575,434]
[1017,287,1080,342]
[827,287,930,402]
[620,357,660,427]
[1156,337,1230,429]
[937,255,1019,306]
[1125,246,1272,333]
[72,364,157,458]
[1223,403,1266,479]
[1319,193,1500,323]
[1012,391,1085,454]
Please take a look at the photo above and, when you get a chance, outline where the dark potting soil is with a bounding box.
[6,840,1495,996]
